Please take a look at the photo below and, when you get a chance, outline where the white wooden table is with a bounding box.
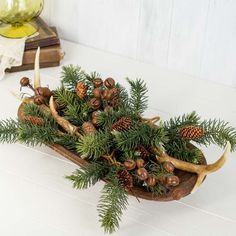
[0,40,236,236]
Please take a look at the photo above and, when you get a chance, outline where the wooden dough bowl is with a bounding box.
[18,103,206,201]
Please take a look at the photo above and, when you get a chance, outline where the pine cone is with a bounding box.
[24,116,44,126]
[180,126,204,140]
[76,81,87,99]
[117,169,133,190]
[82,122,97,135]
[136,145,149,159]
[111,117,132,131]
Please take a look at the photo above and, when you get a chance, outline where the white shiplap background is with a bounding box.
[41,0,236,87]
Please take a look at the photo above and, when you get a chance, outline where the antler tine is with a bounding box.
[156,142,231,193]
[34,47,41,89]
[49,96,82,137]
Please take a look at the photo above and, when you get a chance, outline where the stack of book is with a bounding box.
[7,17,64,73]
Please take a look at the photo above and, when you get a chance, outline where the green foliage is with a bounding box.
[113,123,168,152]
[54,86,91,125]
[197,119,236,151]
[98,170,128,234]
[61,65,87,91]
[165,138,203,164]
[76,131,113,160]
[127,78,148,115]
[164,111,200,131]
[54,134,78,151]
[17,121,57,146]
[66,162,108,189]
[23,103,56,127]
[0,119,18,143]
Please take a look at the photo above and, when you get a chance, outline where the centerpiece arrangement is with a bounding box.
[0,50,235,233]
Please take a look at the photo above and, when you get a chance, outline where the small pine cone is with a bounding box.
[76,81,87,99]
[111,117,132,131]
[180,126,204,140]
[136,145,150,159]
[24,116,44,126]
[82,122,97,135]
[117,169,133,190]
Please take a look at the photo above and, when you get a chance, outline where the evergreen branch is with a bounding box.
[61,65,87,91]
[165,138,203,164]
[98,171,128,234]
[17,121,57,146]
[66,162,108,189]
[113,123,167,152]
[164,111,200,131]
[195,119,236,151]
[0,119,18,143]
[127,78,148,115]
[76,131,113,160]
[54,133,78,151]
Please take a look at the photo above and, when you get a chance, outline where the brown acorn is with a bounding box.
[165,175,180,187]
[92,78,103,87]
[104,77,115,88]
[146,175,157,187]
[34,95,45,105]
[76,81,87,99]
[124,159,136,170]
[35,87,52,98]
[163,162,175,173]
[159,175,167,185]
[92,88,102,98]
[102,89,113,101]
[136,168,149,181]
[20,77,30,87]
[136,159,145,168]
[89,98,101,110]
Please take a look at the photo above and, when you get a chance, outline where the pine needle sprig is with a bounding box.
[76,131,113,160]
[66,162,109,189]
[0,119,18,143]
[61,65,87,91]
[98,170,129,234]
[113,123,152,151]
[164,111,200,131]
[127,78,148,115]
[54,134,78,151]
[195,119,236,151]
[54,86,86,125]
[17,121,57,146]
[165,138,203,164]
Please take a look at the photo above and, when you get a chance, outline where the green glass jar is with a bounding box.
[0,0,44,38]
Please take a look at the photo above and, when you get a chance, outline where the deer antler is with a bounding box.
[155,142,231,193]
[49,96,82,137]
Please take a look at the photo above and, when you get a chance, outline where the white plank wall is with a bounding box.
[41,0,236,87]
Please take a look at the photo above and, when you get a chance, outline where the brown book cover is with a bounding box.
[25,17,60,51]
[22,44,64,65]
[6,61,60,73]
